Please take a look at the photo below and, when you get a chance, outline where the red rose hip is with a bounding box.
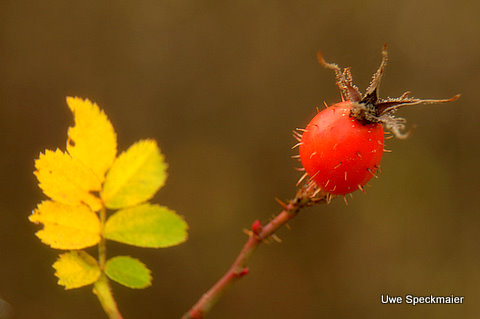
[299,102,384,195]
[296,45,459,196]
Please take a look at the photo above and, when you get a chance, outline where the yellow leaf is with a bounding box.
[66,97,117,183]
[101,140,167,209]
[29,201,101,249]
[35,149,102,211]
[53,251,100,289]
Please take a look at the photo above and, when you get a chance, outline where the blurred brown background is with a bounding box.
[0,1,478,318]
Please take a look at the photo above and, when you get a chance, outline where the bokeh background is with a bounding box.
[0,1,478,318]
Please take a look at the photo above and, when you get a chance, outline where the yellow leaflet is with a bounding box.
[53,251,100,289]
[35,149,102,211]
[66,97,117,183]
[101,140,167,209]
[29,201,101,249]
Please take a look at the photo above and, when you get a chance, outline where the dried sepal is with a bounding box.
[317,45,460,139]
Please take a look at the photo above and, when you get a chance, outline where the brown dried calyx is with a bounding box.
[317,44,460,139]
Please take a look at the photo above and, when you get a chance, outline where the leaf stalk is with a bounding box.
[94,207,124,319]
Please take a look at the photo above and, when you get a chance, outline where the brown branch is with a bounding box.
[181,183,327,319]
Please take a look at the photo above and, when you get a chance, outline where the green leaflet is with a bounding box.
[101,140,167,209]
[104,204,188,248]
[105,256,152,289]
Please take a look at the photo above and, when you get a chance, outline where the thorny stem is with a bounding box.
[93,208,124,319]
[181,184,327,319]
[181,45,460,319]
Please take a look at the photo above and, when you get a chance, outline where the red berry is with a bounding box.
[299,102,384,195]
[297,45,459,196]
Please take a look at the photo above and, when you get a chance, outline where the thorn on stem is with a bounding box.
[243,228,253,236]
[271,234,282,243]
[275,197,290,211]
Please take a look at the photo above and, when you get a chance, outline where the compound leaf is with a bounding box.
[29,201,101,249]
[105,256,152,289]
[35,149,102,211]
[101,140,167,209]
[53,251,100,289]
[66,97,117,183]
[104,204,187,248]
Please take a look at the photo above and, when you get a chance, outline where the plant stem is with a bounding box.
[98,208,107,268]
[94,274,124,319]
[93,208,124,319]
[181,184,327,319]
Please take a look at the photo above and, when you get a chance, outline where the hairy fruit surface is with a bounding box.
[299,102,383,195]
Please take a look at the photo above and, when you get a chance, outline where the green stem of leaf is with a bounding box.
[99,208,107,268]
[93,274,124,319]
[94,207,124,319]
